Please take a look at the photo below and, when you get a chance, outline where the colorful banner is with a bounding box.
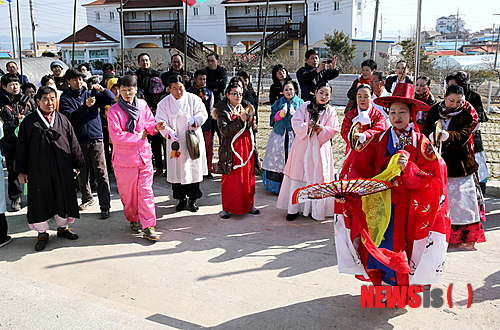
[181,0,197,6]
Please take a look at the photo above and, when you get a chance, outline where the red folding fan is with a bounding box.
[292,178,393,204]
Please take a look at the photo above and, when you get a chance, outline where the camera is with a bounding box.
[90,87,97,97]
[325,59,332,64]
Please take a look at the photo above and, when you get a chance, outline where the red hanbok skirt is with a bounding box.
[221,130,255,215]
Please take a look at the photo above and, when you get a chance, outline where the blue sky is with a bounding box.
[362,0,500,40]
[0,0,498,51]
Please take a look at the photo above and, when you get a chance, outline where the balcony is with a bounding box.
[226,15,291,33]
[123,19,180,35]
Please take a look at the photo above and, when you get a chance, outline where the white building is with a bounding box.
[433,54,498,71]
[76,0,364,65]
[436,15,465,35]
[56,25,120,67]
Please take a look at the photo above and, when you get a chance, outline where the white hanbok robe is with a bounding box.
[155,93,208,184]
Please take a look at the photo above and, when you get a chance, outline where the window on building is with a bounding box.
[286,5,291,14]
[95,12,100,21]
[209,6,215,16]
[131,12,137,20]
[357,1,362,11]
[124,12,129,21]
[89,49,109,61]
[110,12,115,20]
[169,11,178,20]
[245,6,251,15]
[313,2,320,12]
[69,51,85,59]
[193,7,199,16]
[273,8,278,16]
[259,8,265,16]
[334,1,340,11]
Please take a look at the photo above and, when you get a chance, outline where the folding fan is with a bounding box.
[292,178,393,204]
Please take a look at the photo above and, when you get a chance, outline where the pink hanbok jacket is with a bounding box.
[107,99,158,167]
[283,101,339,183]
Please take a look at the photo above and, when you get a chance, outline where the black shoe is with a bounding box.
[189,199,199,212]
[57,227,79,240]
[249,206,260,215]
[10,197,21,212]
[286,212,299,221]
[35,233,49,251]
[100,208,110,219]
[154,168,164,176]
[219,210,231,219]
[176,198,187,212]
[0,236,13,248]
[204,173,214,179]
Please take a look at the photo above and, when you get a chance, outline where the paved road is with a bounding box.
[1,175,499,329]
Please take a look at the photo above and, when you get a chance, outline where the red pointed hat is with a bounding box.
[373,83,430,113]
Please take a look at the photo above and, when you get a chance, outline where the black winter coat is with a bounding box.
[212,99,260,175]
[296,64,339,101]
[15,111,86,224]
[0,89,34,151]
[205,66,228,103]
[135,67,161,107]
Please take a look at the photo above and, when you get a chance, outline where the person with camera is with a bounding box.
[296,49,339,102]
[60,69,114,219]
[0,74,35,211]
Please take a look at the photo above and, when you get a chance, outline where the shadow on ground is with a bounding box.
[146,295,406,329]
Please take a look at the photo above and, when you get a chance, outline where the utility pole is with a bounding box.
[379,13,383,40]
[8,0,16,55]
[370,0,380,60]
[256,0,270,100]
[454,7,459,56]
[16,0,23,75]
[184,1,188,68]
[119,0,125,75]
[29,0,38,57]
[72,0,78,67]
[415,0,423,80]
[494,14,500,70]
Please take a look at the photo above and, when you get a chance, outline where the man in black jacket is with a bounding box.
[135,53,164,175]
[135,53,160,108]
[205,53,227,104]
[296,49,339,101]
[0,74,34,211]
[161,54,193,89]
[205,53,227,140]
[60,69,114,219]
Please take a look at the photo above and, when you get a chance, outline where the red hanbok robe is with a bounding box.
[340,106,388,155]
[335,129,450,286]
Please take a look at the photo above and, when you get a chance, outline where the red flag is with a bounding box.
[181,0,197,6]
